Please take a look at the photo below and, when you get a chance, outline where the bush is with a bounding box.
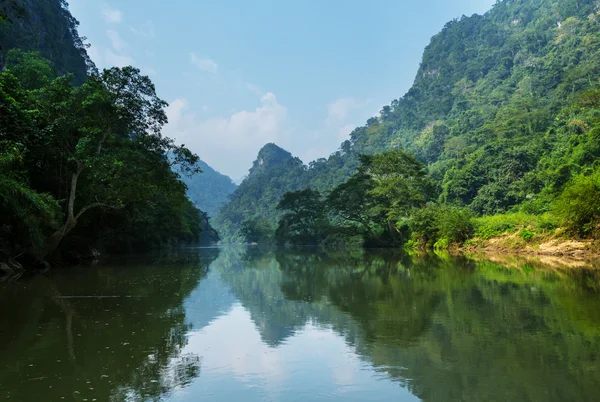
[554,168,600,236]
[519,229,535,242]
[436,206,475,245]
[473,212,558,240]
[408,204,474,249]
[408,205,439,247]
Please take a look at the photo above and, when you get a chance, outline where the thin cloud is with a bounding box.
[88,44,134,69]
[102,5,123,23]
[190,52,219,74]
[130,20,156,39]
[163,93,288,178]
[246,83,263,95]
[106,30,126,51]
[326,97,365,126]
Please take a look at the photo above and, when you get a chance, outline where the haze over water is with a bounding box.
[1,248,600,401]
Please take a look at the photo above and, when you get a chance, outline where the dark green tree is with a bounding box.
[240,218,274,244]
[275,189,328,245]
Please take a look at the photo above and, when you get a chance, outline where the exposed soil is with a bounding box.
[463,232,600,262]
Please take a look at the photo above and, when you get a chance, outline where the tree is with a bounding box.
[326,173,381,234]
[275,189,327,245]
[554,167,600,236]
[359,150,435,235]
[5,49,55,89]
[35,66,200,258]
[240,218,274,244]
[0,142,59,258]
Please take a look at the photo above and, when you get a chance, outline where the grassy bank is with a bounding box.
[407,210,600,258]
[466,213,598,258]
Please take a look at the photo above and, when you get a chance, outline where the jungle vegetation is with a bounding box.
[0,0,219,269]
[214,0,600,249]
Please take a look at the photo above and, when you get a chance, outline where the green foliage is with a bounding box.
[326,172,381,235]
[241,218,274,244]
[275,189,328,245]
[436,206,475,246]
[519,228,535,242]
[554,167,600,236]
[408,204,474,249]
[5,49,56,89]
[214,143,310,241]
[473,213,558,240]
[359,150,435,221]
[0,51,219,265]
[0,142,59,257]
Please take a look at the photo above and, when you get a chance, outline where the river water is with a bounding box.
[1,247,600,401]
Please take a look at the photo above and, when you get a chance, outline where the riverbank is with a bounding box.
[462,230,600,260]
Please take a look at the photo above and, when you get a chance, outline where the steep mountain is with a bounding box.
[0,0,93,83]
[183,159,237,218]
[216,0,600,240]
[213,144,309,240]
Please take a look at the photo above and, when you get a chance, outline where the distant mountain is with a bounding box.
[183,160,237,218]
[213,143,308,240]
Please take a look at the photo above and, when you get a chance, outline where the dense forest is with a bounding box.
[215,0,600,250]
[0,0,219,271]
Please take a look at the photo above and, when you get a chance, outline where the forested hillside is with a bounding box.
[216,0,600,246]
[213,144,309,240]
[183,159,237,218]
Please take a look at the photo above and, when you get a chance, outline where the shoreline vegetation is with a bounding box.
[218,0,600,255]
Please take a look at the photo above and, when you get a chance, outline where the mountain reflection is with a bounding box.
[212,247,600,402]
[2,247,600,402]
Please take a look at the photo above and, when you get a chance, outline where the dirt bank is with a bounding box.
[463,232,600,260]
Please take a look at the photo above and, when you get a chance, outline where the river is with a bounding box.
[1,247,600,401]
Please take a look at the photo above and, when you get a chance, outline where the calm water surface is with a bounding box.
[1,247,600,401]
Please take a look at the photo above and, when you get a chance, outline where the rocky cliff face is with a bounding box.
[0,0,93,84]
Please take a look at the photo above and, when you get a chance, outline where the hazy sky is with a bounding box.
[69,0,496,180]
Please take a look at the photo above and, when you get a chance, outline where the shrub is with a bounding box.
[408,205,439,247]
[408,204,474,249]
[519,229,535,242]
[554,168,600,236]
[436,206,475,245]
[473,212,557,239]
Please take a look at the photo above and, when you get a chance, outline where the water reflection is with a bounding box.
[1,247,600,401]
[0,250,219,401]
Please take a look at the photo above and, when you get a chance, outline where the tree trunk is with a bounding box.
[42,163,84,259]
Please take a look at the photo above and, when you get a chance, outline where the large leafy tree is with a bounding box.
[34,66,200,257]
[240,218,274,244]
[358,150,435,221]
[325,150,434,244]
[275,189,327,245]
[0,52,210,264]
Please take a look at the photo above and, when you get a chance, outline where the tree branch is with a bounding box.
[75,202,122,221]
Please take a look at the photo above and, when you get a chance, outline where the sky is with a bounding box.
[69,0,496,180]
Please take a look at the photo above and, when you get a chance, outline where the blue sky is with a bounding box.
[69,0,496,180]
